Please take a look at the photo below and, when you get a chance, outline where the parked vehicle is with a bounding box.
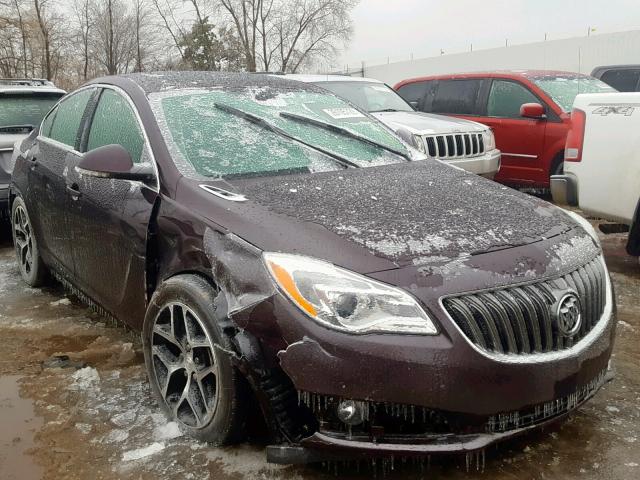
[592,65,640,92]
[283,74,501,178]
[551,92,640,261]
[0,79,65,218]
[10,72,615,465]
[395,71,615,188]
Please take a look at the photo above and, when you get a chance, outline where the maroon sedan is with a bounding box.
[9,72,615,465]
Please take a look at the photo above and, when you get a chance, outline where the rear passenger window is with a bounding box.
[48,89,93,148]
[432,80,481,115]
[396,81,429,105]
[487,80,539,118]
[599,69,640,92]
[87,89,144,163]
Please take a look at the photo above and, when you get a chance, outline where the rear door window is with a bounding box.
[487,80,540,118]
[48,89,93,149]
[431,79,482,115]
[87,89,144,163]
[599,69,640,92]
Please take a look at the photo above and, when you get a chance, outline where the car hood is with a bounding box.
[229,160,579,270]
[371,111,487,135]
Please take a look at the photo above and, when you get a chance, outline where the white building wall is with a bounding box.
[348,30,640,85]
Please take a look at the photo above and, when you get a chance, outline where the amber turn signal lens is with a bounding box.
[267,261,318,317]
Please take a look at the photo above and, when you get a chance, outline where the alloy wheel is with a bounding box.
[151,303,220,428]
[13,204,34,276]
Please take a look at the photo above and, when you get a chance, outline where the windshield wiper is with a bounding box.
[370,108,402,113]
[0,124,34,132]
[280,111,410,161]
[214,103,359,169]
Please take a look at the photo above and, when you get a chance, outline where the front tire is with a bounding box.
[11,196,47,287]
[142,274,247,444]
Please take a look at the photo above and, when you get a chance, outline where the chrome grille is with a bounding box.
[422,132,485,159]
[443,256,607,355]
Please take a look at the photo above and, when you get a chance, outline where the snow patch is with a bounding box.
[69,367,100,390]
[153,422,183,441]
[122,442,165,462]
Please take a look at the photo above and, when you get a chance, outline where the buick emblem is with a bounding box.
[554,292,582,337]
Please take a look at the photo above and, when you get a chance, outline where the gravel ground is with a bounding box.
[0,217,638,480]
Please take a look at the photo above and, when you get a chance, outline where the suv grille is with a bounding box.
[443,256,607,355]
[422,133,485,159]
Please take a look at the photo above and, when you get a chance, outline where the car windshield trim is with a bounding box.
[279,111,410,161]
[213,102,359,169]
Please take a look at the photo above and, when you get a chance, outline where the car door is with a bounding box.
[28,88,95,274]
[480,79,547,184]
[65,86,158,325]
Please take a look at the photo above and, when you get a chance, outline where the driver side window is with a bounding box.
[487,80,540,118]
[87,89,145,164]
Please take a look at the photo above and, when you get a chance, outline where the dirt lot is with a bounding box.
[0,217,638,480]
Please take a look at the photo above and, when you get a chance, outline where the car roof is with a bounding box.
[279,74,385,84]
[100,71,331,95]
[396,70,590,86]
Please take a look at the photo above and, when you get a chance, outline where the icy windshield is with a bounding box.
[319,81,414,113]
[532,75,616,112]
[150,87,410,179]
[0,93,62,128]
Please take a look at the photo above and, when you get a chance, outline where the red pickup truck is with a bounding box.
[395,71,615,188]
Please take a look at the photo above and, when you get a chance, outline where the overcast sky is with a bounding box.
[335,0,640,69]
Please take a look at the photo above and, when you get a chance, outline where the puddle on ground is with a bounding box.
[0,376,43,480]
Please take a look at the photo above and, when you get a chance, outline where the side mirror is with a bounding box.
[520,102,546,119]
[76,144,154,182]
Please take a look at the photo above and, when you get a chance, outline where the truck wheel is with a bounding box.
[552,160,564,176]
[142,274,247,445]
[11,196,48,287]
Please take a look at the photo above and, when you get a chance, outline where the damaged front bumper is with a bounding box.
[266,366,610,464]
[261,258,616,464]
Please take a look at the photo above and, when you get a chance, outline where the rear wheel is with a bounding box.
[552,159,564,176]
[11,196,47,286]
[142,274,247,444]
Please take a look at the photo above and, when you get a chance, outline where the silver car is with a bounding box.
[284,74,501,178]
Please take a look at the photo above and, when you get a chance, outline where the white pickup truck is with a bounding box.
[551,93,640,260]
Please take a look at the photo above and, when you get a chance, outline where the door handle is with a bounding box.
[66,184,82,199]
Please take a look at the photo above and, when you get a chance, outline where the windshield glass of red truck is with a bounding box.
[150,88,418,179]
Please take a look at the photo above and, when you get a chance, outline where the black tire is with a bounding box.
[11,195,48,287]
[551,158,564,177]
[142,274,247,445]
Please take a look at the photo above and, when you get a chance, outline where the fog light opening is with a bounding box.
[337,400,365,426]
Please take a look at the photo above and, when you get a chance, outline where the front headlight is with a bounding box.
[412,134,427,154]
[563,209,601,247]
[263,253,437,335]
[482,129,496,151]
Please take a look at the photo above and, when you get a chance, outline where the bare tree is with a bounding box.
[32,0,53,79]
[73,0,94,80]
[275,0,356,73]
[219,0,261,72]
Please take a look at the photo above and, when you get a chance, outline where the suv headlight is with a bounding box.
[264,253,437,335]
[482,129,496,151]
[412,134,427,154]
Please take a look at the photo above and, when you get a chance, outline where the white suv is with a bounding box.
[0,78,66,217]
[283,74,501,178]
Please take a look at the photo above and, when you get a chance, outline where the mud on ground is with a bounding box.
[0,221,638,480]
